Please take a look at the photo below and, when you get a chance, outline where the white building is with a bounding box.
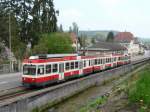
[115,32,145,57]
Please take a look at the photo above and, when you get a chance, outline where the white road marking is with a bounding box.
[0,81,8,84]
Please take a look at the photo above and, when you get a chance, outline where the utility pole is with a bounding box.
[9,13,11,54]
[9,13,12,72]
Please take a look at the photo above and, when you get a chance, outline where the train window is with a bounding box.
[100,59,102,64]
[87,60,89,67]
[46,64,51,74]
[79,61,83,69]
[98,59,100,64]
[101,59,103,64]
[95,59,97,65]
[75,62,79,69]
[84,60,86,67]
[89,60,91,66]
[102,59,104,64]
[71,62,74,69]
[91,60,93,65]
[23,65,36,75]
[52,64,58,73]
[37,65,44,75]
[65,62,70,70]
[111,58,113,62]
[106,58,108,63]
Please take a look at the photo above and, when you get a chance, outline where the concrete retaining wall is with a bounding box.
[0,59,149,112]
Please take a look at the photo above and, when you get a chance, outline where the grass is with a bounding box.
[128,66,150,111]
[79,96,107,112]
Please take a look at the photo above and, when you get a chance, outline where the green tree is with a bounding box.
[32,33,75,54]
[106,31,114,42]
[58,24,63,32]
[72,22,79,35]
[78,34,87,48]
[91,37,96,44]
[0,0,58,46]
[0,12,9,47]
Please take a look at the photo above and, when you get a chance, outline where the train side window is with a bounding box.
[95,59,97,65]
[52,64,58,73]
[98,59,100,64]
[37,65,44,75]
[79,61,83,69]
[111,58,113,62]
[86,60,89,67]
[89,60,91,66]
[46,64,51,74]
[71,62,74,69]
[100,59,102,64]
[75,62,78,69]
[106,58,108,63]
[91,60,93,65]
[65,62,70,70]
[119,57,121,61]
[103,59,105,64]
[84,60,86,67]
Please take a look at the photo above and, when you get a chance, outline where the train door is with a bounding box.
[59,63,64,80]
[79,60,83,76]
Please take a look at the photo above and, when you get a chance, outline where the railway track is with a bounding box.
[0,90,30,102]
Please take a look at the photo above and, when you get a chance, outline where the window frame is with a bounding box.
[52,63,58,73]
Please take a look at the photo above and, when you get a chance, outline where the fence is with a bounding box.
[0,62,22,74]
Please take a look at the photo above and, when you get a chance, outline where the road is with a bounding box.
[0,51,149,92]
[0,72,22,92]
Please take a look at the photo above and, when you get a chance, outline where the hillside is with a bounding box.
[78,30,119,41]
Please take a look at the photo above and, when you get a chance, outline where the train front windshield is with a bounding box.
[23,65,36,75]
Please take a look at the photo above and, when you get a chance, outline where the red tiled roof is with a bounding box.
[115,32,134,43]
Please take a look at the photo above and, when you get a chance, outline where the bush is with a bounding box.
[129,67,150,107]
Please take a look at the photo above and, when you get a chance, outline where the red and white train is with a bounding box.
[22,54,130,87]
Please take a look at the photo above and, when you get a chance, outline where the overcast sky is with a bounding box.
[54,0,150,38]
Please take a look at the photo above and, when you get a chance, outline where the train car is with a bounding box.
[22,54,130,87]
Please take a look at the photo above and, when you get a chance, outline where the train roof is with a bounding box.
[29,54,78,59]
[23,54,126,64]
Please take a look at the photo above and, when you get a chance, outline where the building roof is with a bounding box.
[83,41,127,51]
[115,32,134,43]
